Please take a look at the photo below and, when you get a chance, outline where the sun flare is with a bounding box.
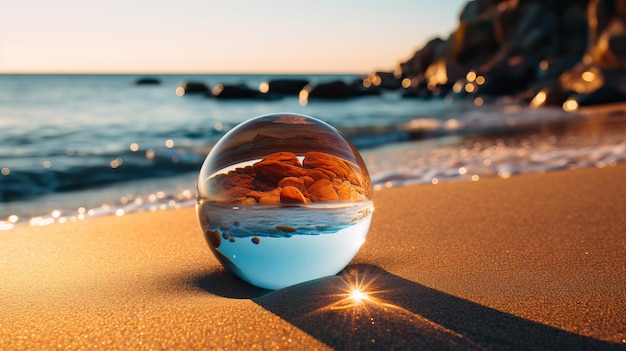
[324,269,390,311]
[350,288,369,303]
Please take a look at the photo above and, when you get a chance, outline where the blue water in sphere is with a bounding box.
[196,113,373,290]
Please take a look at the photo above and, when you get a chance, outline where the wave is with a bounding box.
[2,101,626,222]
[0,147,205,202]
[0,104,619,203]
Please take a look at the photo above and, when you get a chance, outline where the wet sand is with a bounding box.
[1,165,625,350]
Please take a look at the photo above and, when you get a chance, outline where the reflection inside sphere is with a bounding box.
[197,113,374,290]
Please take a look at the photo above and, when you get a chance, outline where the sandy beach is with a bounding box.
[1,165,625,350]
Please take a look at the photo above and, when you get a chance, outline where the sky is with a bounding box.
[0,0,468,74]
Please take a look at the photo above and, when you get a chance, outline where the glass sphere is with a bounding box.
[196,113,373,290]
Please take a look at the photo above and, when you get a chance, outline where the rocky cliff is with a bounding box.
[391,0,626,110]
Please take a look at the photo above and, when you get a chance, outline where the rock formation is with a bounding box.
[390,0,626,109]
[207,151,369,204]
[176,81,210,96]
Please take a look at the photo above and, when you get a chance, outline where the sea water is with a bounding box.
[1,74,626,228]
[196,201,373,290]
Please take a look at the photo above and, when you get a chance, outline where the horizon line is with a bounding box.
[0,69,379,76]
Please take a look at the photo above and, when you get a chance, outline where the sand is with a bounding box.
[1,165,625,350]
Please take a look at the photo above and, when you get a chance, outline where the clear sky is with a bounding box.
[0,0,467,74]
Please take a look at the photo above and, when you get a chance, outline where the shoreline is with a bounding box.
[2,164,624,349]
[1,85,625,224]
[3,100,626,228]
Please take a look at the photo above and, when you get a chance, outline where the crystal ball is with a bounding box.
[196,113,373,290]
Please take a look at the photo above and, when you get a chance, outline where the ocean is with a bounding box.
[1,74,625,229]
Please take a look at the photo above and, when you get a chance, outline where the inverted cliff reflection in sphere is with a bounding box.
[196,113,373,290]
